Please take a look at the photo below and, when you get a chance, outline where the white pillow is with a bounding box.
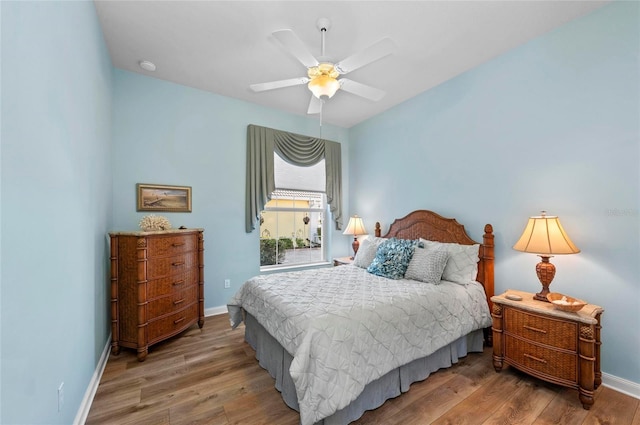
[353,237,386,269]
[405,248,449,284]
[420,239,480,284]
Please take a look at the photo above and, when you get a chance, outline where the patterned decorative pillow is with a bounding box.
[353,237,386,269]
[420,239,480,284]
[367,238,418,279]
[405,248,450,284]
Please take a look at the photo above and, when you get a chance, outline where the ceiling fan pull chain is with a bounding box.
[319,101,323,137]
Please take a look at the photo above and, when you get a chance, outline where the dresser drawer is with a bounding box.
[147,253,197,279]
[148,303,198,343]
[147,269,198,298]
[147,286,197,319]
[147,234,197,257]
[504,307,577,351]
[505,335,577,383]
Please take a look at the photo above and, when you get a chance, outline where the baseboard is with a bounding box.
[74,334,111,425]
[602,372,640,400]
[205,305,228,317]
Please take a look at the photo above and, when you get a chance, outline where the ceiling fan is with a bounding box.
[250,18,395,115]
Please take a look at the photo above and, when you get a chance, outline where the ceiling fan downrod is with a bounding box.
[317,18,331,59]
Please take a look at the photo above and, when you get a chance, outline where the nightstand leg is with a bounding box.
[594,313,602,389]
[578,323,597,409]
[491,304,504,371]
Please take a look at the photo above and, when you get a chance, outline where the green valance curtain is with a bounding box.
[245,124,342,233]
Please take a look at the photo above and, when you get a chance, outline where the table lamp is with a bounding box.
[513,211,580,302]
[343,215,367,259]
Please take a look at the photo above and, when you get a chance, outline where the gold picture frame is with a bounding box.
[136,183,192,212]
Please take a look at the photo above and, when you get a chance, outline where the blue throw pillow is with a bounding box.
[367,238,418,279]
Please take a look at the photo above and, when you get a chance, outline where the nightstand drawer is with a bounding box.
[504,307,577,351]
[505,335,577,383]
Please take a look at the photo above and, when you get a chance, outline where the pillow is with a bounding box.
[420,239,480,284]
[367,238,417,279]
[405,248,450,284]
[353,237,386,269]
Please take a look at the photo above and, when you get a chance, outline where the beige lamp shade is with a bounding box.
[513,213,580,255]
[343,215,367,236]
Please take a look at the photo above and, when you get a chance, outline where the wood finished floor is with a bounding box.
[86,314,640,425]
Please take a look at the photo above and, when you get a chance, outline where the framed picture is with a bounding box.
[136,183,192,212]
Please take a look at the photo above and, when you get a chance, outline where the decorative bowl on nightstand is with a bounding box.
[547,292,587,312]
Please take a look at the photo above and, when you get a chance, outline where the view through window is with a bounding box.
[260,190,326,269]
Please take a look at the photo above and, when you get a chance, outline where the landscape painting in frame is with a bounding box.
[137,183,192,212]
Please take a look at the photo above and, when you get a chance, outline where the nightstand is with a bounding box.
[333,256,354,266]
[491,290,603,410]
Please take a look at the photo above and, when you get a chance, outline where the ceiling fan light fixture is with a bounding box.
[308,75,340,99]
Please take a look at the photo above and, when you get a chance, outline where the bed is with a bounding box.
[228,210,495,425]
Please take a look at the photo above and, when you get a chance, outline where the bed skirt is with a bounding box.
[244,312,485,425]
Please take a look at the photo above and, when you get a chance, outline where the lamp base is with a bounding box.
[351,237,360,260]
[534,289,551,302]
[534,256,556,302]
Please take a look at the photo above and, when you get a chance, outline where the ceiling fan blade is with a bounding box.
[273,29,319,68]
[339,79,386,101]
[250,77,309,92]
[307,95,322,115]
[334,37,395,74]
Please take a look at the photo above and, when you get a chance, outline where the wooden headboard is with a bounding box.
[374,210,495,308]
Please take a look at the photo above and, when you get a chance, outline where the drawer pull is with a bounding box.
[172,242,185,247]
[173,298,185,305]
[524,353,547,364]
[523,325,547,334]
[174,317,185,325]
[172,280,185,286]
[172,261,185,266]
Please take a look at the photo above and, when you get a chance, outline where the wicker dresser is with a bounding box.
[109,228,204,361]
[491,290,603,409]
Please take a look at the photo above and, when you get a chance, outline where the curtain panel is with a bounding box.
[245,124,342,233]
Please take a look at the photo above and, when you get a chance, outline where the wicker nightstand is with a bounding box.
[333,256,354,266]
[491,290,603,410]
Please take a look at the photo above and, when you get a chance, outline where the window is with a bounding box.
[259,154,327,269]
[259,190,326,269]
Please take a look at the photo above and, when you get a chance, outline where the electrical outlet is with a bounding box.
[58,382,64,412]
[224,279,230,289]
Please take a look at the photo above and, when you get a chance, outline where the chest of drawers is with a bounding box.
[109,229,204,361]
[491,290,603,410]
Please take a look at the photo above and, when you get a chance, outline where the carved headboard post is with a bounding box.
[481,224,495,311]
[375,222,381,237]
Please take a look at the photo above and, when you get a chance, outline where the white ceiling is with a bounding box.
[94,1,609,128]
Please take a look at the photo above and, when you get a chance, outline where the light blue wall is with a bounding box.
[111,70,351,309]
[1,2,638,423]
[1,1,113,424]
[349,2,639,384]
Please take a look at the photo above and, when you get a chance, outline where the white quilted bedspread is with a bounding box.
[228,265,492,425]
